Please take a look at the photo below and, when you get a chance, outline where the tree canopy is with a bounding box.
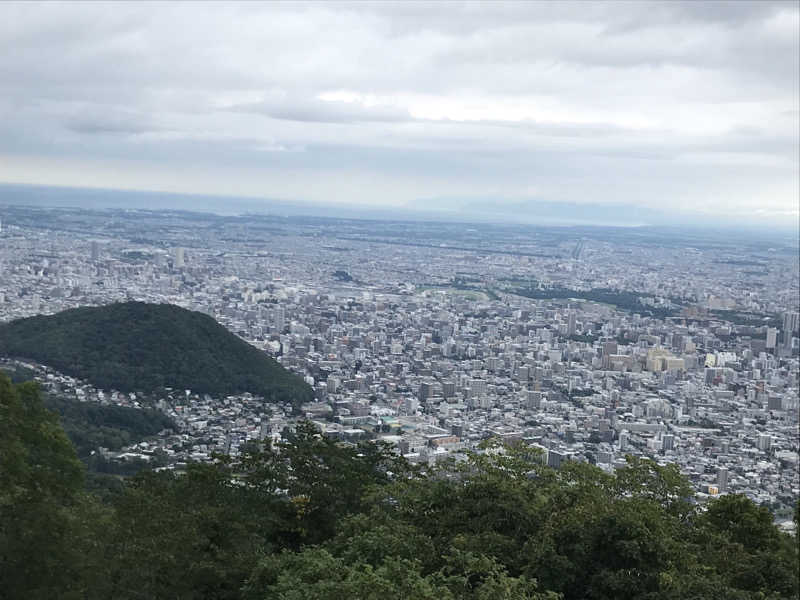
[1,372,797,600]
[0,302,313,407]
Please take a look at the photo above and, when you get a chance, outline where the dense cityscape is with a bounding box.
[1,204,797,528]
[1,2,797,597]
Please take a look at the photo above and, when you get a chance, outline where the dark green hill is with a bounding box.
[0,302,313,406]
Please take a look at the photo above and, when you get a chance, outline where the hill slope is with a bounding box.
[0,302,313,405]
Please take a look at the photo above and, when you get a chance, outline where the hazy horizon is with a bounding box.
[2,181,799,242]
[1,1,798,227]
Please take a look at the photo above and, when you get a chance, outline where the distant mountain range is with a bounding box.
[0,302,313,407]
[3,182,797,233]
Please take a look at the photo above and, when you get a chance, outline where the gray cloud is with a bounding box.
[65,109,159,135]
[234,95,410,123]
[0,1,796,224]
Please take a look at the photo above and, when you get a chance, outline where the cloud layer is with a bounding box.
[0,1,797,224]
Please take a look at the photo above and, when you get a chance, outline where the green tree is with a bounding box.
[243,548,449,600]
[0,374,93,599]
[276,421,412,545]
[693,494,799,598]
[242,547,558,600]
[1,373,796,600]
[103,460,285,600]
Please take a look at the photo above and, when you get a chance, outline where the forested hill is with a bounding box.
[0,302,312,406]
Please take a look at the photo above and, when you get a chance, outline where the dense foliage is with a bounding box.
[513,287,678,319]
[41,394,175,458]
[1,372,797,600]
[0,302,313,407]
[708,310,782,328]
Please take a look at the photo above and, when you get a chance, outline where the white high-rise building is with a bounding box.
[174,247,185,268]
[766,327,778,349]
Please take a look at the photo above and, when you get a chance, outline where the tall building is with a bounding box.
[327,377,339,393]
[757,434,772,451]
[441,381,456,398]
[418,380,433,401]
[766,327,778,349]
[273,306,285,332]
[174,247,185,268]
[91,241,99,261]
[783,311,799,350]
[783,311,800,335]
[567,311,577,336]
[717,467,728,492]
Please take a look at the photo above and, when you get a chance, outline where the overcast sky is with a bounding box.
[0,1,797,225]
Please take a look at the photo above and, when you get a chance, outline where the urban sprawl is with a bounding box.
[0,206,797,529]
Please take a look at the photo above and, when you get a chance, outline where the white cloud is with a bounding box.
[0,1,796,225]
